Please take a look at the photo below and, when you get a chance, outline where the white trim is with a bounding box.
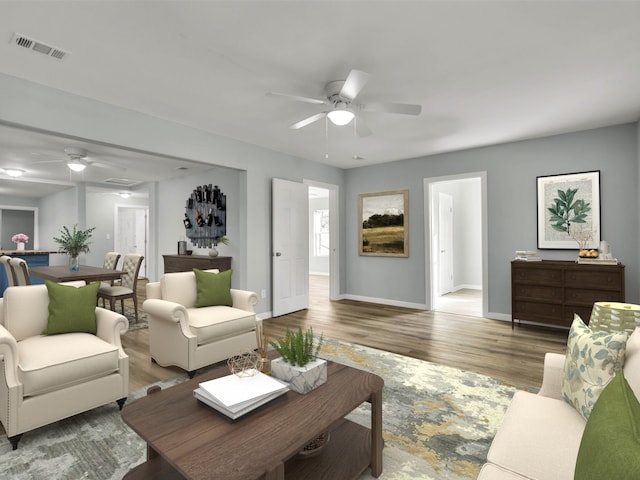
[342,294,427,310]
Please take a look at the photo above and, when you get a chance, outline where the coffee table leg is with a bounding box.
[371,387,383,477]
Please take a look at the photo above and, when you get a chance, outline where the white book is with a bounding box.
[194,385,288,419]
[198,370,289,409]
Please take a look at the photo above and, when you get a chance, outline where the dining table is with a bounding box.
[29,265,123,284]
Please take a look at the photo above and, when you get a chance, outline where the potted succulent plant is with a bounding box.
[53,225,96,271]
[269,327,326,394]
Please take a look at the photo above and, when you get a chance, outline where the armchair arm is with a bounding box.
[95,307,128,352]
[538,352,566,399]
[143,299,195,338]
[0,324,20,388]
[230,289,258,313]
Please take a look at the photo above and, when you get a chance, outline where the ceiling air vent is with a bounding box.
[10,32,70,61]
[103,178,141,187]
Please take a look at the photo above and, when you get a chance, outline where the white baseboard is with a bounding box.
[342,294,427,310]
[485,312,511,322]
[453,284,482,291]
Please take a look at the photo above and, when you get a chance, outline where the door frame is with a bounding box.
[304,179,340,301]
[424,172,488,316]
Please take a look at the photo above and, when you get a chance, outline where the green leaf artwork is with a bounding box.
[547,188,591,234]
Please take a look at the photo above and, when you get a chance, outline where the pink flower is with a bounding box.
[11,233,29,244]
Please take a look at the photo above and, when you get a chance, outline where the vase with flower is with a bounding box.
[52,225,96,271]
[11,233,29,251]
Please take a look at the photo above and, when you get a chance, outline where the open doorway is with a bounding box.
[425,173,487,317]
[306,181,339,304]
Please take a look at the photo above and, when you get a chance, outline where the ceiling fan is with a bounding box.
[32,147,110,172]
[268,69,422,136]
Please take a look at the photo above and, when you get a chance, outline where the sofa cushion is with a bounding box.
[3,284,50,341]
[624,328,640,399]
[43,280,100,335]
[562,314,628,420]
[18,332,120,397]
[574,369,640,479]
[194,268,233,307]
[187,306,256,346]
[486,390,585,480]
[477,463,531,480]
[160,269,219,308]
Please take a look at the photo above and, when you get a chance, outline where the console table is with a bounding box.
[511,260,625,328]
[163,254,231,274]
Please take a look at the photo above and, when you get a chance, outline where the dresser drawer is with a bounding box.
[565,287,624,306]
[564,268,623,290]
[513,301,563,323]
[512,265,563,285]
[513,285,562,302]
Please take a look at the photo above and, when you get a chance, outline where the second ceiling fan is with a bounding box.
[268,69,422,137]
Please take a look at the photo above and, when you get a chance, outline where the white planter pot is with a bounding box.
[271,357,327,394]
[16,242,24,251]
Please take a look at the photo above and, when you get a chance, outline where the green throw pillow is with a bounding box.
[194,268,232,307]
[574,370,640,479]
[43,280,100,335]
[562,314,628,420]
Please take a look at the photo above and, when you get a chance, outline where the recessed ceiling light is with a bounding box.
[3,168,25,177]
[119,192,131,199]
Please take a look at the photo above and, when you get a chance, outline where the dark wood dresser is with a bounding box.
[163,255,232,274]
[511,260,625,329]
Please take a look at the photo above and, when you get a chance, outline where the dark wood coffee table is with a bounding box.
[121,359,384,480]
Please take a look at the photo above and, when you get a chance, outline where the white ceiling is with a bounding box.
[0,0,639,197]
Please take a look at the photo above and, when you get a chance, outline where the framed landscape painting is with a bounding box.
[359,189,409,257]
[536,170,600,249]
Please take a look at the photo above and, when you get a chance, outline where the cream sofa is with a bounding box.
[478,327,640,479]
[0,283,129,449]
[143,269,259,377]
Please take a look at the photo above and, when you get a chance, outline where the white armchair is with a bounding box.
[143,269,259,377]
[0,283,129,449]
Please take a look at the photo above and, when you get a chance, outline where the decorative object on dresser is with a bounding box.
[163,254,231,273]
[511,260,625,329]
[536,170,600,250]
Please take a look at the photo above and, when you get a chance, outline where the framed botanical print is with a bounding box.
[536,170,600,249]
[359,189,409,257]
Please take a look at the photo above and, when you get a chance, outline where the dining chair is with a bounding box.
[0,255,16,287]
[101,251,121,288]
[98,253,144,322]
[8,257,30,286]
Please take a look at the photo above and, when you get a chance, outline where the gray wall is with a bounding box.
[345,123,639,316]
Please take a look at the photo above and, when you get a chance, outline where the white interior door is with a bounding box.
[115,206,148,278]
[272,178,309,316]
[438,192,454,295]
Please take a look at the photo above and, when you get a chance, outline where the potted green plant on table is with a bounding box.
[269,327,326,394]
[53,225,96,271]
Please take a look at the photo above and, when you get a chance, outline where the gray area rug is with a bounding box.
[0,339,518,479]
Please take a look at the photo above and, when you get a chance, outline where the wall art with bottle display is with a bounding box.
[183,184,226,248]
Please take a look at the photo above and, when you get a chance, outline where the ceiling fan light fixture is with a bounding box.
[327,108,355,126]
[67,159,87,172]
[119,191,131,199]
[4,168,25,177]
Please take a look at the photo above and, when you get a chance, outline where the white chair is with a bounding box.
[0,256,15,287]
[143,270,259,377]
[0,283,129,449]
[8,257,30,286]
[98,253,143,322]
[101,251,121,288]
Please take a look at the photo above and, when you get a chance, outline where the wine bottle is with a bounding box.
[206,208,214,227]
[213,185,220,206]
[205,184,212,203]
[196,209,205,227]
[183,213,193,229]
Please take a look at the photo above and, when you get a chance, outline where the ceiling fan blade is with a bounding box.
[289,112,327,130]
[340,70,371,101]
[359,102,422,116]
[355,116,372,137]
[267,91,328,105]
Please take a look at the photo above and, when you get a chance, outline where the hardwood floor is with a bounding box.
[123,276,569,392]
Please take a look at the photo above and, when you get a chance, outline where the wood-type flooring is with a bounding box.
[123,276,569,392]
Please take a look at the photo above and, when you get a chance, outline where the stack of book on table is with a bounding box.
[514,250,542,261]
[194,369,289,419]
